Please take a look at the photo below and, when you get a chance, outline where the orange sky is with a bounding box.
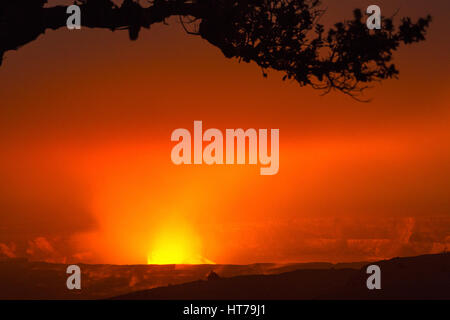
[0,0,449,265]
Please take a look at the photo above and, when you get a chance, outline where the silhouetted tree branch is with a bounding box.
[0,0,431,98]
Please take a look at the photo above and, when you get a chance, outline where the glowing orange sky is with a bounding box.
[0,0,449,265]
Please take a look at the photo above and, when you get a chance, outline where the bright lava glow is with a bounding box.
[147,224,214,265]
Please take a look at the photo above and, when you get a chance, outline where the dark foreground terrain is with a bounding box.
[0,258,364,299]
[0,253,448,299]
[115,253,450,300]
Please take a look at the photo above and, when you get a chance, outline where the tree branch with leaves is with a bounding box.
[0,0,431,98]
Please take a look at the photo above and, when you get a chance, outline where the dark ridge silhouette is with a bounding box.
[0,253,448,299]
[0,0,431,98]
[114,253,450,300]
[0,259,367,299]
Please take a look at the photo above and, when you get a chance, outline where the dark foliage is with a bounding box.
[0,0,431,98]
